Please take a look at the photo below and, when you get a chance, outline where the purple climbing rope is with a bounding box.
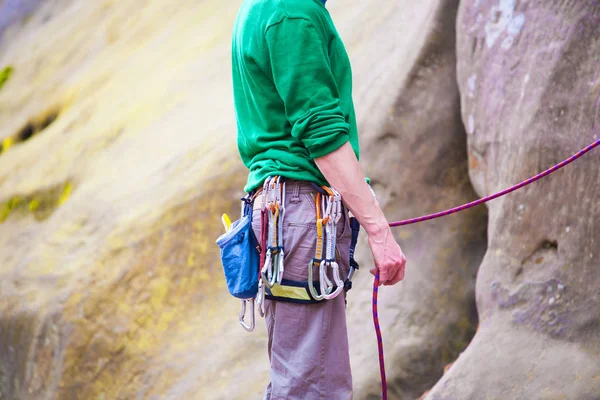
[372,273,387,399]
[372,138,599,399]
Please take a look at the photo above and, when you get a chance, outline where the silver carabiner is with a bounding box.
[260,249,272,286]
[319,259,334,296]
[308,259,324,301]
[239,298,255,332]
[276,182,286,284]
[277,250,285,285]
[332,188,342,224]
[269,252,279,287]
[257,280,265,317]
[262,250,276,288]
[320,215,336,297]
[322,261,344,300]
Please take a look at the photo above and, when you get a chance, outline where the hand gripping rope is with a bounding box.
[372,138,599,399]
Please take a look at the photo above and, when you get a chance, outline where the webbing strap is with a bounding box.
[315,192,324,262]
[348,217,360,268]
[308,192,327,301]
[266,278,327,304]
[344,216,361,292]
[271,205,279,248]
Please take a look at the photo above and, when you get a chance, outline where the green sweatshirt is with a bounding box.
[232,0,360,192]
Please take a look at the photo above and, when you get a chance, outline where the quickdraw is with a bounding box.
[308,185,346,301]
[239,298,255,332]
[322,187,344,300]
[260,176,286,287]
[307,190,326,300]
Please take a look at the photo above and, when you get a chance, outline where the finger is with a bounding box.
[370,268,386,286]
[379,266,389,283]
[379,271,388,286]
[384,265,405,286]
[384,265,404,286]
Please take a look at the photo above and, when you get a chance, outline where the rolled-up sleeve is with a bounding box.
[265,17,350,159]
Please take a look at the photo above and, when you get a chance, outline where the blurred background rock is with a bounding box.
[0,0,598,399]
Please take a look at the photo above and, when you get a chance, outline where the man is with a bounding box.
[231,0,407,398]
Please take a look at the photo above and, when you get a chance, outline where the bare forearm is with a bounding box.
[314,142,389,239]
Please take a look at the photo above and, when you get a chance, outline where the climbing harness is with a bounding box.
[372,138,600,399]
[252,179,357,304]
[221,176,355,315]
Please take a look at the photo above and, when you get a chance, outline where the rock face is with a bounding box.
[2,0,597,399]
[427,1,600,399]
[0,0,44,36]
[344,0,488,398]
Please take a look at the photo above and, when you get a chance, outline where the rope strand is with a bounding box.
[372,273,387,400]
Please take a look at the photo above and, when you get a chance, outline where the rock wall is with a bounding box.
[427,1,600,398]
[2,0,597,399]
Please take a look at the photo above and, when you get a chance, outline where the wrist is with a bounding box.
[364,218,390,240]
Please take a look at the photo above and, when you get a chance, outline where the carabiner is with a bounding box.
[239,298,255,332]
[257,280,266,317]
[319,259,334,296]
[308,259,324,301]
[277,185,286,282]
[320,216,336,297]
[322,261,344,300]
[268,251,278,287]
[262,250,277,288]
[277,250,285,285]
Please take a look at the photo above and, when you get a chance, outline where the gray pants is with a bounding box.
[252,180,353,400]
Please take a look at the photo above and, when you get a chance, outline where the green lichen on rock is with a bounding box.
[0,66,13,91]
[0,196,22,222]
[0,181,73,223]
[0,137,15,154]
